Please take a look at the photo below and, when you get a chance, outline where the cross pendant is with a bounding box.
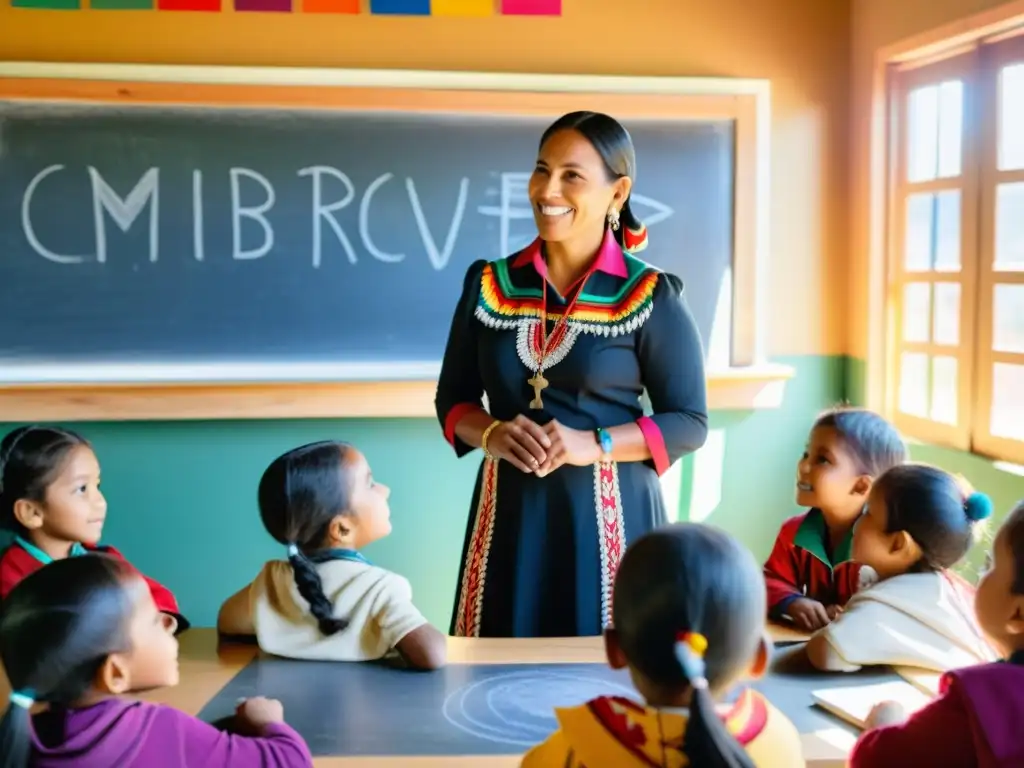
[528,371,549,410]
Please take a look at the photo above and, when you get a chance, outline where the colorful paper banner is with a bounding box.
[370,0,429,14]
[501,0,559,14]
[431,0,492,15]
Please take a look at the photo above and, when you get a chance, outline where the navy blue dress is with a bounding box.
[435,232,708,638]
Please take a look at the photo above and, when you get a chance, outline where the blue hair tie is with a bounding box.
[9,690,35,709]
[965,492,993,522]
[286,543,300,557]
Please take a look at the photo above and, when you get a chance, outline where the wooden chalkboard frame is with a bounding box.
[0,63,792,421]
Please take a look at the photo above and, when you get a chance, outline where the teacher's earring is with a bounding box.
[606,208,620,231]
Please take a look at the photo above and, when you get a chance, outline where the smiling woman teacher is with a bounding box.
[435,111,709,638]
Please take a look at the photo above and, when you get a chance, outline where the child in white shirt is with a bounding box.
[806,463,998,673]
[217,440,446,669]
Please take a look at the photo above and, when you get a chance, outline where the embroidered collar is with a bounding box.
[305,548,372,566]
[15,535,87,565]
[793,509,854,569]
[511,230,629,279]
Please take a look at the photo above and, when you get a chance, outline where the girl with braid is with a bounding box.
[217,441,446,670]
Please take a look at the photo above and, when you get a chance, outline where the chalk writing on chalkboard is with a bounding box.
[20,166,674,270]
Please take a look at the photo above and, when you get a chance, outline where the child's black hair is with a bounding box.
[873,463,992,572]
[257,440,356,636]
[613,523,765,768]
[813,406,908,477]
[0,426,91,534]
[1000,500,1024,595]
[0,554,138,768]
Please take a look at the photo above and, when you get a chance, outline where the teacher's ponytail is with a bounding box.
[615,197,649,254]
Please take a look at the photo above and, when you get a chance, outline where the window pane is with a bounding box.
[899,352,929,417]
[903,283,931,342]
[937,80,963,178]
[905,194,933,271]
[993,284,1024,353]
[931,356,958,425]
[933,282,960,345]
[995,182,1024,271]
[908,85,939,182]
[991,363,1024,440]
[935,190,961,271]
[999,63,1024,171]
[904,191,961,272]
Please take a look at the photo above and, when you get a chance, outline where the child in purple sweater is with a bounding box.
[0,554,313,768]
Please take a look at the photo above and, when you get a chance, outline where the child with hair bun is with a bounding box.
[217,440,446,670]
[806,463,999,673]
[521,523,804,767]
[849,499,1024,767]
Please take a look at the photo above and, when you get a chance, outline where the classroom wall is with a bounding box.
[848,0,1024,569]
[0,0,852,627]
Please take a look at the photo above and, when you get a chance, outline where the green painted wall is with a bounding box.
[845,356,1024,580]
[0,354,845,628]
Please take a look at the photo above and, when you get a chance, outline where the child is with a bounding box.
[805,463,998,673]
[763,407,907,631]
[0,426,188,633]
[0,554,313,767]
[216,440,446,670]
[848,499,1024,767]
[521,523,804,767]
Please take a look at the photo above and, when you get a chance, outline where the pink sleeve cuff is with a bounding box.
[444,403,481,447]
[637,416,670,476]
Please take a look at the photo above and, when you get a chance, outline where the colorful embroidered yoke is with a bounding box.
[435,232,708,637]
[520,690,804,767]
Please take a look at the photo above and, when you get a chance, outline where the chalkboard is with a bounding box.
[0,101,734,382]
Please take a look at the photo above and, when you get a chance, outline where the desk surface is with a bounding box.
[4,624,855,767]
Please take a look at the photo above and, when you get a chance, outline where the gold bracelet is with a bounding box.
[481,420,502,459]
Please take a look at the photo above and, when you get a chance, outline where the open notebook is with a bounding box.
[812,680,933,730]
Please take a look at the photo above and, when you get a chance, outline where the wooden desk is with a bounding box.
[4,625,851,767]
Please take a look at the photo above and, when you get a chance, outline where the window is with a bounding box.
[887,34,1024,464]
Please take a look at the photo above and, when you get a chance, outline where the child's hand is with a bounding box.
[787,597,830,631]
[825,604,843,621]
[865,701,907,729]
[234,697,285,734]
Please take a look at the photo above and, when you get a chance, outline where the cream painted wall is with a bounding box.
[0,0,850,357]
[848,0,1021,363]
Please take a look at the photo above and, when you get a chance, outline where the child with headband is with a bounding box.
[521,523,803,767]
[217,441,446,669]
[0,426,187,632]
[849,499,1024,767]
[806,463,998,672]
[0,555,312,768]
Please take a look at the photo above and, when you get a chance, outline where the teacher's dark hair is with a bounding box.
[0,426,91,534]
[539,111,644,249]
[613,523,764,768]
[0,555,138,768]
[258,440,355,636]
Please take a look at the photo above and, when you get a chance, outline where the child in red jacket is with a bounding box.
[763,407,906,631]
[0,426,188,633]
[850,499,1024,768]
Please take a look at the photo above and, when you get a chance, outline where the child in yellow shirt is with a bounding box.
[520,523,803,768]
